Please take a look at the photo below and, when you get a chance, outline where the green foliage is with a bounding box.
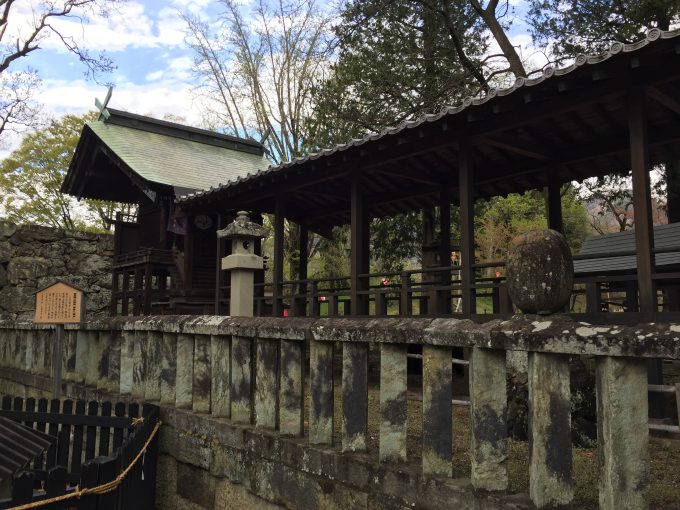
[307,0,488,146]
[0,112,116,232]
[476,186,589,265]
[528,0,680,62]
[312,226,351,286]
[370,213,423,272]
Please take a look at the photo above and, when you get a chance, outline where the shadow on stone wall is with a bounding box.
[0,220,113,321]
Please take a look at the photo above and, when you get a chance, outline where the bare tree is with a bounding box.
[184,0,334,164]
[185,0,334,280]
[0,0,117,141]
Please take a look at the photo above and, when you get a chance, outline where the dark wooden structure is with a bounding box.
[0,396,159,510]
[62,109,269,315]
[177,28,680,322]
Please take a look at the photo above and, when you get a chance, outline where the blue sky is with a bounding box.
[4,0,541,154]
[6,1,221,142]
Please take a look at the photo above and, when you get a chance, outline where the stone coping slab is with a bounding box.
[1,314,680,359]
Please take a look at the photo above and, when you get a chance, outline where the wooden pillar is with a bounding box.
[628,90,655,318]
[459,145,476,316]
[253,213,264,315]
[545,176,564,233]
[273,198,285,317]
[184,222,194,292]
[439,190,452,315]
[214,213,223,314]
[296,225,309,316]
[351,173,370,316]
[143,263,152,314]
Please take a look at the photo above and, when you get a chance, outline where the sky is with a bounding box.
[2,0,222,155]
[2,0,541,156]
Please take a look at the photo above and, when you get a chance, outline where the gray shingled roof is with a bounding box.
[176,27,680,204]
[87,120,270,192]
[575,223,680,274]
[0,416,55,482]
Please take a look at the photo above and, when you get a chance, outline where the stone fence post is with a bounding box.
[506,230,574,507]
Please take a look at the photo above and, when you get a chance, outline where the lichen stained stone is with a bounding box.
[506,229,573,314]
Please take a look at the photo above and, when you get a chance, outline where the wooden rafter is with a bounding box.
[647,85,680,115]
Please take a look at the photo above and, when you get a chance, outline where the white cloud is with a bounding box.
[36,78,204,125]
[145,70,165,81]
[3,1,192,55]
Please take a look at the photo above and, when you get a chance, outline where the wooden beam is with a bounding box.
[273,198,285,317]
[628,89,655,318]
[647,85,680,115]
[373,166,441,186]
[459,144,476,317]
[351,173,370,316]
[480,134,551,161]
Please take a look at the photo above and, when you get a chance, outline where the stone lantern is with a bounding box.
[217,211,268,317]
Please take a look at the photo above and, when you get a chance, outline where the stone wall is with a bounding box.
[0,220,113,321]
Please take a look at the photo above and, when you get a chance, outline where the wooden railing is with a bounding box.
[1,316,678,509]
[239,259,680,319]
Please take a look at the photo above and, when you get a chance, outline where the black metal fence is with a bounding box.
[0,397,159,510]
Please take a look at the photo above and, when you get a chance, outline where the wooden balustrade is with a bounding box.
[1,316,678,509]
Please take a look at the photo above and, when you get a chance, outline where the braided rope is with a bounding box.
[8,419,162,510]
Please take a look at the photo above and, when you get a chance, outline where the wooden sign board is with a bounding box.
[34,281,85,324]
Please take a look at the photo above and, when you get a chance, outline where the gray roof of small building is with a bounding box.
[86,118,270,192]
[0,416,55,482]
[575,222,680,274]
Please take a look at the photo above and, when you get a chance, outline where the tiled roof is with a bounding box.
[176,27,680,204]
[86,120,270,193]
[0,416,55,482]
[575,222,680,274]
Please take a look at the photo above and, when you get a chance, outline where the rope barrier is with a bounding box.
[8,419,162,510]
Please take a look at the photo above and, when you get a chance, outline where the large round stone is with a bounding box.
[506,229,573,314]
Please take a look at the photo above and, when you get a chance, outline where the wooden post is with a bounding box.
[295,224,309,316]
[110,270,119,316]
[52,325,64,399]
[351,172,370,316]
[459,144,476,316]
[545,175,564,233]
[439,189,452,314]
[214,213,224,314]
[183,221,195,296]
[274,197,285,316]
[630,89,664,416]
[628,89,655,318]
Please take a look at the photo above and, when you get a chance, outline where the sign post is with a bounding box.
[34,281,86,398]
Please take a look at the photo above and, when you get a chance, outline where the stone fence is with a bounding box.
[1,315,679,509]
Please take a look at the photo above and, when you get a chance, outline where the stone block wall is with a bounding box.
[0,220,113,320]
